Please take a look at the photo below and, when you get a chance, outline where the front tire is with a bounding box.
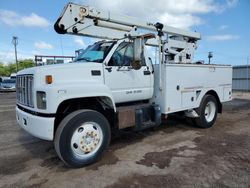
[54,110,111,167]
[193,95,218,128]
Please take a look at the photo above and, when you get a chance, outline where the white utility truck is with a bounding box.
[16,2,232,167]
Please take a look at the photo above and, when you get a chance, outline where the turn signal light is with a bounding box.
[45,75,53,84]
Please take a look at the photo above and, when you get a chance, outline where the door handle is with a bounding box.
[143,70,151,75]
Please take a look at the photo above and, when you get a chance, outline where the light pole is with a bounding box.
[247,56,249,92]
[208,51,213,64]
[12,36,18,72]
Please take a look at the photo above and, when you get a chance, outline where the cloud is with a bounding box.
[219,25,228,30]
[80,0,238,29]
[159,13,202,29]
[225,0,238,8]
[0,9,50,27]
[34,41,53,49]
[214,0,239,13]
[0,50,33,64]
[206,34,239,41]
[74,37,85,47]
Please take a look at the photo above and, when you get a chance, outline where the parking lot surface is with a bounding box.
[0,92,250,188]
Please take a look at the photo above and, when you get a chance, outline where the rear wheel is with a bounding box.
[193,95,218,128]
[54,109,111,167]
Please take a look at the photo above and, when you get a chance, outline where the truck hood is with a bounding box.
[17,63,104,86]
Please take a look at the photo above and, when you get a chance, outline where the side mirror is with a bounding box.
[131,60,142,70]
[131,34,155,70]
[132,37,143,70]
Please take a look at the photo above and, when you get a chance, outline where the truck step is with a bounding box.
[134,120,159,131]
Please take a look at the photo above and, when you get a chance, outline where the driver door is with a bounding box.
[104,41,153,103]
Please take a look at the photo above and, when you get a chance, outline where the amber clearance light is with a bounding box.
[45,75,53,84]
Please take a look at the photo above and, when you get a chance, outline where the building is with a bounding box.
[232,65,250,91]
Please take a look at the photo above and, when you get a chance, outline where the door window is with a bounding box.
[108,41,147,66]
[108,42,134,66]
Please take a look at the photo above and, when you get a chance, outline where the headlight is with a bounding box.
[37,91,47,109]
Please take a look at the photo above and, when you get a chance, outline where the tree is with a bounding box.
[6,63,16,75]
[18,59,35,70]
[0,63,7,76]
[0,59,35,77]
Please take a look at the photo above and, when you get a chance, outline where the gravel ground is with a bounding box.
[233,91,250,100]
[0,92,250,188]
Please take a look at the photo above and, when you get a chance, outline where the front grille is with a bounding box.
[16,74,34,108]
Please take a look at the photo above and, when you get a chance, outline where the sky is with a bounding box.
[0,0,249,65]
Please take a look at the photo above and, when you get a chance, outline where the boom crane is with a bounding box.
[54,2,201,64]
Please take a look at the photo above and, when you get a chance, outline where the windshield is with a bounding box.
[74,42,114,63]
[2,79,16,84]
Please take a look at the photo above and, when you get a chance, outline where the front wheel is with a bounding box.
[54,110,111,167]
[193,95,218,128]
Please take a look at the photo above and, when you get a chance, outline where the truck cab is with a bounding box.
[75,40,154,103]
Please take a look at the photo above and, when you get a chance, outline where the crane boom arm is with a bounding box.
[54,2,201,40]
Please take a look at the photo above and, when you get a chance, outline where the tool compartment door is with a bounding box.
[153,63,232,114]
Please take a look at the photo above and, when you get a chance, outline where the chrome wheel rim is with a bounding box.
[204,101,216,122]
[71,122,103,159]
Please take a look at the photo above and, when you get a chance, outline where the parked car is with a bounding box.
[0,79,16,92]
[10,73,17,79]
